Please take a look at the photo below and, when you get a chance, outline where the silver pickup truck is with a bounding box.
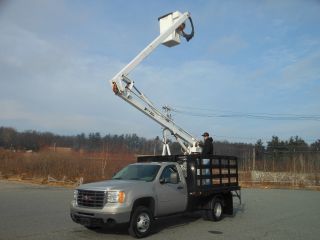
[70,155,241,238]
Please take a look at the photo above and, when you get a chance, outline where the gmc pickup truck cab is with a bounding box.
[70,155,241,238]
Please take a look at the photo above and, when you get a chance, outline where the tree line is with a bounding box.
[0,126,319,156]
[0,127,161,154]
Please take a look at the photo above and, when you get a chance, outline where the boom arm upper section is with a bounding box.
[110,11,201,154]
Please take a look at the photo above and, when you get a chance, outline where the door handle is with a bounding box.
[177,186,184,190]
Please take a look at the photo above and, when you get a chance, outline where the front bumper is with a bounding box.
[70,201,131,226]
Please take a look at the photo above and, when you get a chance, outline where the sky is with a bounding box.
[0,0,319,144]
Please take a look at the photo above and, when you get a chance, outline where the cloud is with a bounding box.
[255,48,320,92]
[0,100,28,120]
[0,99,96,132]
[0,0,319,143]
[281,51,320,88]
[208,35,247,57]
[0,18,166,137]
[0,21,74,82]
[0,20,132,133]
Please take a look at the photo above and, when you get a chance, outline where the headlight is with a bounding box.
[73,190,78,201]
[107,191,125,203]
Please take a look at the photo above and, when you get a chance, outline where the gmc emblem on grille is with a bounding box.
[82,195,93,201]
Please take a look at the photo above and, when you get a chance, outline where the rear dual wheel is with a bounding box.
[203,197,223,221]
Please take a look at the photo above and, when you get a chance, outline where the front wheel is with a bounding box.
[129,206,153,238]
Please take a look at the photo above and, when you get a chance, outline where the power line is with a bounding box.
[213,134,319,143]
[173,105,320,117]
[171,106,320,121]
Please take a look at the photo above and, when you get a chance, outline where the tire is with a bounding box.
[81,218,101,230]
[202,209,211,220]
[129,206,153,238]
[85,225,101,230]
[207,197,224,222]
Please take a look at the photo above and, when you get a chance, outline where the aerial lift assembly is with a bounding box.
[110,11,200,155]
[70,13,241,236]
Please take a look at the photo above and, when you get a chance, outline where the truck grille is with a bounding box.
[77,190,106,208]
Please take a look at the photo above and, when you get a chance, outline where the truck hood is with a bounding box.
[77,180,150,191]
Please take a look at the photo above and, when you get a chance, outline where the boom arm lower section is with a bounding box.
[113,76,200,154]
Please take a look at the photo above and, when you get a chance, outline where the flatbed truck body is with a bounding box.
[70,154,241,238]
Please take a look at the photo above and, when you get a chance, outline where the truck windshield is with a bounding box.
[112,164,160,182]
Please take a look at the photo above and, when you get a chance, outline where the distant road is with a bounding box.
[1,180,320,240]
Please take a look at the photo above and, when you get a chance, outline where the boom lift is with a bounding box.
[110,11,201,155]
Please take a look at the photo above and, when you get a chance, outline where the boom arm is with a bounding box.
[110,11,201,154]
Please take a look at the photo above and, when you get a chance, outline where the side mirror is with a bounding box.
[159,178,165,184]
[170,172,179,184]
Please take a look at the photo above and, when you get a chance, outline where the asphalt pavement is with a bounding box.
[0,180,320,240]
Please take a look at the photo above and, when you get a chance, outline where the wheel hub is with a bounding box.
[214,202,222,217]
[136,213,150,233]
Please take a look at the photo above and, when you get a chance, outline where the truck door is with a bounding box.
[156,164,188,216]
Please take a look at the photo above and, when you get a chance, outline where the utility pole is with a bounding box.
[293,148,296,186]
[273,150,275,172]
[252,147,256,171]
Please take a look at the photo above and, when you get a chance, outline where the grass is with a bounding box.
[0,149,135,184]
